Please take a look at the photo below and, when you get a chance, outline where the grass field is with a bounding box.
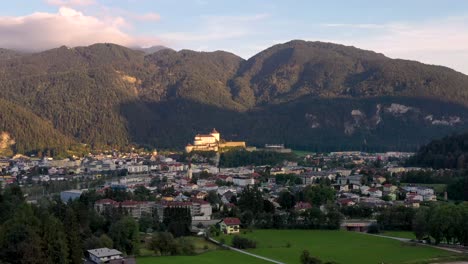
[382,231,417,240]
[292,150,314,157]
[137,250,270,264]
[218,230,457,264]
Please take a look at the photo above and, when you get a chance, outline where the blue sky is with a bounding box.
[2,0,468,73]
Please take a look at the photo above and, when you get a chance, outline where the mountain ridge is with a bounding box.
[1,40,468,155]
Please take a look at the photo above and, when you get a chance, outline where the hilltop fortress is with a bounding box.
[185,129,246,153]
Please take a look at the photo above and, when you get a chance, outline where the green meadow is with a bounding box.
[138,230,462,264]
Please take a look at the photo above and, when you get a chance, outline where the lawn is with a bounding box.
[292,150,314,157]
[218,230,457,264]
[137,250,270,264]
[382,231,417,240]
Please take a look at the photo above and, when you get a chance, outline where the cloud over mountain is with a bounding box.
[0,7,160,51]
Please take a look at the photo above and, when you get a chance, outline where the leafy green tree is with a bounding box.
[109,216,139,255]
[278,191,296,210]
[303,185,335,206]
[238,186,264,216]
[150,232,179,256]
[138,212,153,232]
[99,234,114,249]
[413,207,429,240]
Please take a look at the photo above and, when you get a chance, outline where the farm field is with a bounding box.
[219,230,458,264]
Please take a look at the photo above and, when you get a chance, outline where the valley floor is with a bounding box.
[137,230,467,264]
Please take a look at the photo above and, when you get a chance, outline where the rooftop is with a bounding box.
[88,248,122,258]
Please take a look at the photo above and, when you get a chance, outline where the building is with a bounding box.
[94,199,154,219]
[154,200,213,221]
[185,129,246,153]
[60,189,83,203]
[219,217,241,234]
[232,177,254,186]
[87,248,123,263]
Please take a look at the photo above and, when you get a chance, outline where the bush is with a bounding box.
[231,235,257,249]
[176,237,195,255]
[367,223,380,234]
[300,250,322,264]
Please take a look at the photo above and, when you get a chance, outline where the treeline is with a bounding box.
[377,204,468,245]
[219,150,297,167]
[0,185,142,264]
[399,170,468,201]
[0,184,197,263]
[218,185,341,230]
[408,133,468,169]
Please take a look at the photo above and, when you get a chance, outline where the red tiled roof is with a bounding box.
[222,217,241,226]
[191,199,210,205]
[120,200,144,206]
[95,198,118,205]
[294,201,312,210]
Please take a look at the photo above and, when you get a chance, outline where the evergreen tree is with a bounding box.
[64,208,83,264]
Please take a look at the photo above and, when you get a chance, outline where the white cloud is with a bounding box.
[0,7,161,51]
[322,17,468,74]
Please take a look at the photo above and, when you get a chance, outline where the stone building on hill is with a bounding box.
[185,128,246,153]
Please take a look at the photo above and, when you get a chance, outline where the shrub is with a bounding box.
[367,223,380,234]
[231,235,257,249]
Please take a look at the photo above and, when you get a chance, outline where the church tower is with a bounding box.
[210,128,220,142]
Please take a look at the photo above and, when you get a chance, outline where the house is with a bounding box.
[232,177,254,186]
[337,198,356,207]
[87,248,122,263]
[360,185,370,195]
[383,184,397,193]
[60,189,83,203]
[294,201,312,212]
[373,176,386,184]
[337,174,363,185]
[219,217,241,234]
[368,188,383,198]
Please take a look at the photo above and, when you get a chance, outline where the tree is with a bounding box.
[163,207,191,237]
[238,186,264,216]
[278,191,296,210]
[41,215,69,264]
[206,191,221,207]
[413,207,429,240]
[109,216,139,255]
[99,234,113,249]
[150,232,179,256]
[0,205,47,264]
[138,212,153,232]
[64,208,83,264]
[303,185,335,206]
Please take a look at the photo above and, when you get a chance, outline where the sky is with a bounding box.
[1,0,468,74]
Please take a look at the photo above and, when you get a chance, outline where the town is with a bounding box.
[2,129,464,264]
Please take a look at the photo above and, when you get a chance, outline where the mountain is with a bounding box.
[135,45,171,54]
[0,48,23,60]
[1,40,468,155]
